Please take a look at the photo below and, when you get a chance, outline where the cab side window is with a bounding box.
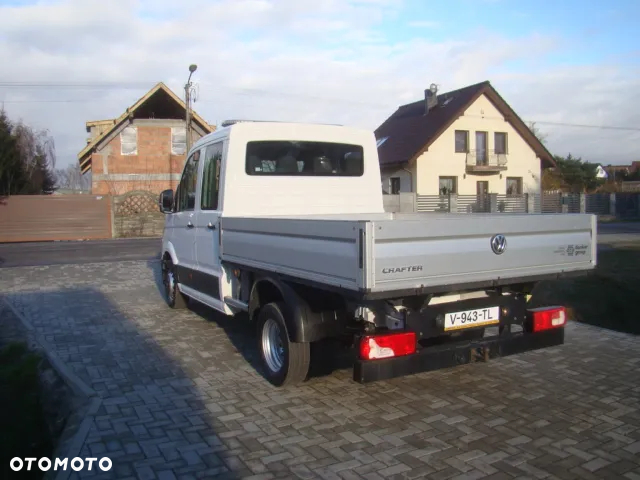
[176,149,201,211]
[201,142,223,211]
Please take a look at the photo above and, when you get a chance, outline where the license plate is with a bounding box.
[444,306,500,331]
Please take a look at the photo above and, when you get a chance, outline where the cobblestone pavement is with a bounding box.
[1,259,640,480]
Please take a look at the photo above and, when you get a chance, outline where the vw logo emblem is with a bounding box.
[490,234,507,255]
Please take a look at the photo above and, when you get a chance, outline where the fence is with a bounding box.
[112,190,165,238]
[0,190,165,243]
[0,194,112,243]
[384,192,640,218]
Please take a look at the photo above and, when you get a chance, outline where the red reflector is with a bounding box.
[529,306,566,332]
[359,331,416,360]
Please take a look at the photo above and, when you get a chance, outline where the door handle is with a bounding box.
[187,222,194,228]
[207,222,216,230]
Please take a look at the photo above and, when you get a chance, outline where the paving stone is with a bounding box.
[1,260,639,480]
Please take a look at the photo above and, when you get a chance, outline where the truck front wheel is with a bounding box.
[257,302,310,387]
[162,256,188,309]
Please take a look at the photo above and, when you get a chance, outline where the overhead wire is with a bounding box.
[1,81,639,132]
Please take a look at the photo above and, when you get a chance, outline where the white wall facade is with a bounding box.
[385,94,543,196]
[380,166,414,193]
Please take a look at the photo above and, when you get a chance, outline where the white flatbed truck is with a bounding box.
[158,120,597,387]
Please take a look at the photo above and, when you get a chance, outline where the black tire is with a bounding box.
[162,256,188,309]
[257,302,310,387]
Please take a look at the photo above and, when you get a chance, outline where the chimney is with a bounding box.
[424,83,438,114]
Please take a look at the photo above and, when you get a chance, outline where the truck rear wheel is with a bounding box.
[257,302,310,387]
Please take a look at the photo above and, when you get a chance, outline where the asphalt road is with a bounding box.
[0,237,161,268]
[598,222,640,234]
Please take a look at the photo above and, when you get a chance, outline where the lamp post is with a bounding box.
[185,64,197,154]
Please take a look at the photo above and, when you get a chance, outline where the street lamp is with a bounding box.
[185,64,197,154]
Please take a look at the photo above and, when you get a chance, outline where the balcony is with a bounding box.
[465,149,508,173]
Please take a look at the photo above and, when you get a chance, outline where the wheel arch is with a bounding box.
[249,274,349,343]
[162,241,178,266]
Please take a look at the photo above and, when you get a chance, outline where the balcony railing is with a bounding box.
[465,149,508,172]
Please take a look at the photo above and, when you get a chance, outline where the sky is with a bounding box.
[0,0,639,169]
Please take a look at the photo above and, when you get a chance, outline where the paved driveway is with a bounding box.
[1,259,640,480]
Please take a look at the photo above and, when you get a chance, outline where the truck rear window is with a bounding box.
[245,141,364,176]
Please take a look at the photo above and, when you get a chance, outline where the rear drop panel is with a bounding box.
[369,213,596,293]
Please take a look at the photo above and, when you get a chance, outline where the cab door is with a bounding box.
[171,148,202,286]
[194,140,225,307]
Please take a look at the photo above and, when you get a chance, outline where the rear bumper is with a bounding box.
[353,327,564,384]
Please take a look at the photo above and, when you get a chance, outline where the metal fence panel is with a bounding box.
[457,195,490,213]
[585,193,610,215]
[0,194,112,242]
[542,193,561,213]
[416,195,449,212]
[614,193,639,217]
[496,195,527,213]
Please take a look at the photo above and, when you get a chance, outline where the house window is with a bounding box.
[120,126,137,155]
[439,176,457,195]
[455,130,468,153]
[495,132,508,155]
[506,177,522,195]
[390,177,401,194]
[171,127,187,155]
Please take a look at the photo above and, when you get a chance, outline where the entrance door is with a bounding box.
[477,181,489,212]
[171,148,202,286]
[194,140,225,309]
[475,131,487,165]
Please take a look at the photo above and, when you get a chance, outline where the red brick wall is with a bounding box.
[92,180,178,196]
[92,123,198,195]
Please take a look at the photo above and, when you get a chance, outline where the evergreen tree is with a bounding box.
[0,110,26,196]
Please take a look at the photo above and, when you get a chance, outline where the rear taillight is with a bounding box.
[359,331,416,360]
[528,306,566,332]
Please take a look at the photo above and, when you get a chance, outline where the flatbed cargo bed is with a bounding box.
[219,212,596,298]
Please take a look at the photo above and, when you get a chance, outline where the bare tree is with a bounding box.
[527,121,548,145]
[55,163,91,191]
[1,112,57,195]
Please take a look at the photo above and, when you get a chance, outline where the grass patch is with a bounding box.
[0,342,54,479]
[530,244,640,335]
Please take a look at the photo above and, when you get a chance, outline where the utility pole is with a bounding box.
[185,64,197,155]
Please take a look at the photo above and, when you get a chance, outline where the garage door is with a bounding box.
[0,195,112,242]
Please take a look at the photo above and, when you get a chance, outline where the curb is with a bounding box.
[2,298,103,480]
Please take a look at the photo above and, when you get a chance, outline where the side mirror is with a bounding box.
[159,189,174,213]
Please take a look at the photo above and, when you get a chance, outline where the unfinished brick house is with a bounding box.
[78,82,215,195]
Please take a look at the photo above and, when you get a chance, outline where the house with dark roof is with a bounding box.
[375,81,555,197]
[78,82,215,195]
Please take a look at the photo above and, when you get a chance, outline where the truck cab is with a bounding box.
[158,121,384,313]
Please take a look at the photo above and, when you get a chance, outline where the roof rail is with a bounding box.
[220,119,343,128]
[220,119,260,127]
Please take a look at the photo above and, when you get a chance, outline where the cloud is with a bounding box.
[0,0,638,168]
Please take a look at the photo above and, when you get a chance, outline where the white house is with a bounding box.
[595,165,609,179]
[375,81,555,197]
